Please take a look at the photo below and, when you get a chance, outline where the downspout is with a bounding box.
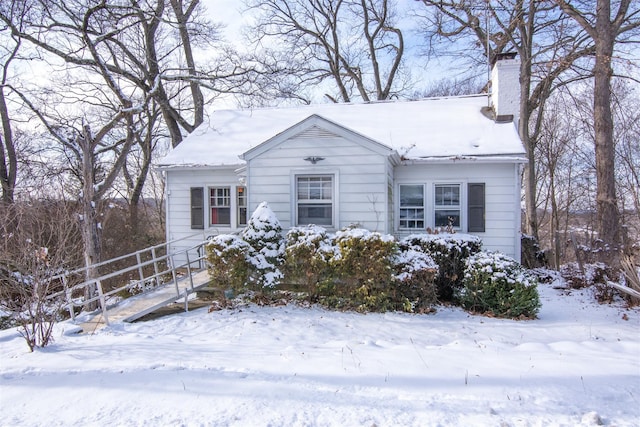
[164,170,171,251]
[515,162,523,263]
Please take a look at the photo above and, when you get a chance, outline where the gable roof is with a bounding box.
[241,114,397,161]
[157,95,526,168]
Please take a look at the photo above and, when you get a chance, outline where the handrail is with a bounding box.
[51,236,212,323]
[49,233,206,283]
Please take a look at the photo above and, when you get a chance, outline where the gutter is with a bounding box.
[401,155,528,165]
[154,163,245,172]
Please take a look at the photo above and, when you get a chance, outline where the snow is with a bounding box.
[157,95,526,168]
[1,283,639,426]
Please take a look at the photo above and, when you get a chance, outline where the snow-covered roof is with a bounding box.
[157,95,526,168]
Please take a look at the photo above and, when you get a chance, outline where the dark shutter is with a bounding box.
[190,187,204,229]
[468,183,485,232]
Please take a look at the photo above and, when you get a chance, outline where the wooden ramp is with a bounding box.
[78,270,211,333]
[46,236,213,334]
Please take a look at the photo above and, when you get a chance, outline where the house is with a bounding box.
[157,55,526,263]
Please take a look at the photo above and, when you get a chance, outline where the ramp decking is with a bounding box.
[78,270,211,333]
[47,236,212,334]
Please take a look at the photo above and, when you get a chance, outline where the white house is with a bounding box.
[157,55,526,262]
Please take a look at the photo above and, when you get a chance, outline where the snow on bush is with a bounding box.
[205,207,541,317]
[392,248,438,312]
[241,202,285,288]
[560,262,610,289]
[331,227,397,292]
[401,233,482,302]
[206,234,252,292]
[282,225,334,295]
[459,251,540,319]
[393,248,438,283]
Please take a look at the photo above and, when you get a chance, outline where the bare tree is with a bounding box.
[245,0,408,102]
[0,1,29,204]
[555,0,640,254]
[416,0,596,240]
[4,1,150,307]
[415,76,485,98]
[612,80,640,234]
[0,200,83,351]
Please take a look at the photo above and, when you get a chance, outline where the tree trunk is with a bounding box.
[0,87,16,204]
[79,126,101,310]
[593,2,619,251]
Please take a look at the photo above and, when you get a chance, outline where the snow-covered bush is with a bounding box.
[332,227,397,294]
[392,247,438,312]
[560,262,610,289]
[206,234,252,293]
[401,233,482,302]
[459,251,540,319]
[241,202,285,289]
[282,225,334,297]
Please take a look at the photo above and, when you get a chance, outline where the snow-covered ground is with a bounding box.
[1,282,639,426]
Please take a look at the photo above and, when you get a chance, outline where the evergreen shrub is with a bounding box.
[401,233,482,302]
[241,202,285,288]
[282,225,334,297]
[206,234,251,293]
[459,251,540,319]
[392,248,439,312]
[331,227,397,295]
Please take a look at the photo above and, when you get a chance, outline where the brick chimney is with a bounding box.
[490,52,520,126]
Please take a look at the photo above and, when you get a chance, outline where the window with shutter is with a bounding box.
[190,187,204,229]
[468,183,485,232]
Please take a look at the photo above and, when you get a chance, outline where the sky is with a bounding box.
[201,0,467,104]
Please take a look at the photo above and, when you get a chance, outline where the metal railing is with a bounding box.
[47,235,210,324]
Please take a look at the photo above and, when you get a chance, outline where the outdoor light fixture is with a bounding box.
[304,156,325,164]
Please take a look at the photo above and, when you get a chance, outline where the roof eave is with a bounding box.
[401,155,528,164]
[154,162,245,172]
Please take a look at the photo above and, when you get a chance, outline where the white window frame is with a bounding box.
[433,183,462,230]
[237,186,247,226]
[209,187,231,226]
[395,181,469,232]
[206,185,247,228]
[399,184,425,230]
[294,174,335,227]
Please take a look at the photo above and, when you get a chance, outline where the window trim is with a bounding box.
[209,186,232,226]
[293,173,336,227]
[398,183,425,230]
[396,181,486,232]
[237,186,247,227]
[434,183,462,229]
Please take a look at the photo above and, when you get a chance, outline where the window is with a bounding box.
[190,187,204,229]
[209,187,231,225]
[237,186,247,226]
[399,184,424,229]
[434,184,461,228]
[296,176,333,226]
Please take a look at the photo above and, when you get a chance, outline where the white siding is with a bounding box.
[394,162,520,260]
[165,167,244,265]
[247,133,391,232]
